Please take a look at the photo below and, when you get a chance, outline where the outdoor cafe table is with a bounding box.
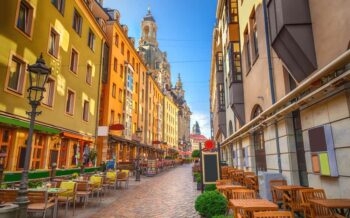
[216,185,245,199]
[230,199,278,218]
[272,185,309,209]
[309,199,350,217]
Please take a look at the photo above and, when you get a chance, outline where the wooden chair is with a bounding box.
[233,170,244,185]
[216,179,232,186]
[232,189,256,199]
[244,176,259,194]
[105,171,118,190]
[270,179,287,207]
[254,211,294,218]
[0,189,18,203]
[89,175,103,202]
[284,188,310,217]
[300,189,338,218]
[58,181,77,216]
[221,166,229,179]
[76,181,91,208]
[117,172,129,188]
[27,190,55,218]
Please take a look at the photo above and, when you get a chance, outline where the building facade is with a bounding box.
[211,0,350,198]
[0,0,107,170]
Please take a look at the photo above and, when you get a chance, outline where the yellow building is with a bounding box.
[0,0,106,170]
[93,5,149,165]
[163,95,179,153]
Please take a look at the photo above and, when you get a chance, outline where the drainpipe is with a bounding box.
[263,0,282,173]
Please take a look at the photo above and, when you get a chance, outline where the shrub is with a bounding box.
[196,175,201,183]
[204,184,217,192]
[195,191,228,218]
[212,216,232,218]
[192,149,200,158]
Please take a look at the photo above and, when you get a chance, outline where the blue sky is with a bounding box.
[104,0,217,137]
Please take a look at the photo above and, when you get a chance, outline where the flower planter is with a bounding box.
[0,204,19,218]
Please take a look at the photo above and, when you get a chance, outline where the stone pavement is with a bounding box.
[64,164,200,218]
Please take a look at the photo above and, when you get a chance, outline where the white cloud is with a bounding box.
[191,112,211,138]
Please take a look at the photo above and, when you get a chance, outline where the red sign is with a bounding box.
[152,141,161,145]
[204,140,215,150]
[109,124,124,131]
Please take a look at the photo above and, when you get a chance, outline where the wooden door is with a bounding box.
[59,139,68,168]
[0,128,12,169]
[31,134,46,169]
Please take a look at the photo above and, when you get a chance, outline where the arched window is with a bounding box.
[143,26,150,38]
[229,120,233,136]
[251,104,267,172]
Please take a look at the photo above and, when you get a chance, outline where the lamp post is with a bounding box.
[16,54,51,217]
[135,127,143,181]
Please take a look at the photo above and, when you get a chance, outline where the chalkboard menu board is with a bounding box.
[201,152,220,184]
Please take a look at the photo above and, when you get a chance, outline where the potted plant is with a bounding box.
[193,172,200,182]
[192,149,200,158]
[195,191,228,218]
[196,175,202,190]
[204,184,216,192]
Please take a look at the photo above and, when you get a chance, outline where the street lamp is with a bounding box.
[135,127,143,181]
[16,54,51,217]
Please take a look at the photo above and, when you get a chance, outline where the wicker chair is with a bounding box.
[27,190,55,218]
[270,179,287,207]
[254,211,294,218]
[300,189,341,218]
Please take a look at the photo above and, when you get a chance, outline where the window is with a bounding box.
[250,11,259,59]
[127,50,130,62]
[135,102,138,113]
[42,78,55,107]
[112,83,116,98]
[216,52,223,72]
[0,129,12,169]
[117,113,121,123]
[88,29,95,50]
[115,33,119,47]
[230,41,242,81]
[66,89,75,115]
[16,0,33,36]
[227,0,238,23]
[70,48,78,73]
[51,0,65,14]
[48,28,59,58]
[83,100,89,121]
[86,64,92,85]
[121,42,124,55]
[118,89,122,102]
[114,58,118,72]
[218,84,225,110]
[245,31,251,72]
[120,64,123,78]
[72,9,82,35]
[6,55,25,94]
[32,134,46,169]
[110,110,115,125]
[135,82,139,94]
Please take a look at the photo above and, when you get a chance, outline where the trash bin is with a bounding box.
[0,204,19,218]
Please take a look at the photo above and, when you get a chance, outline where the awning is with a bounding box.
[61,132,93,142]
[0,115,60,134]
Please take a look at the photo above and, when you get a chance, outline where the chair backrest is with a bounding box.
[76,181,89,191]
[117,172,127,179]
[106,172,117,180]
[59,181,77,197]
[90,176,103,186]
[270,180,287,203]
[233,170,244,184]
[28,191,47,204]
[232,189,256,199]
[121,170,129,176]
[254,211,294,218]
[300,189,332,216]
[0,189,18,203]
[244,171,255,177]
[216,179,232,186]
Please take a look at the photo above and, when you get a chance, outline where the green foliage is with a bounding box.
[192,150,200,158]
[204,184,217,192]
[165,156,173,160]
[28,181,43,188]
[193,172,200,180]
[196,175,201,183]
[212,216,232,218]
[195,191,228,218]
[72,172,79,179]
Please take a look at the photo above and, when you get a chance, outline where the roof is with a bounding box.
[143,7,155,22]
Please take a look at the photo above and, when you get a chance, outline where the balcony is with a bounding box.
[267,0,317,82]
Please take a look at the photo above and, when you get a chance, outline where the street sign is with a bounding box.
[201,151,220,184]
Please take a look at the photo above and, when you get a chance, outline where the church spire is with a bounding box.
[176,73,183,88]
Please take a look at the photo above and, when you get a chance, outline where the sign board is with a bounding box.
[204,140,214,150]
[201,151,220,184]
[97,126,109,136]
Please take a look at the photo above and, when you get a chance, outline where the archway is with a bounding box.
[251,104,267,172]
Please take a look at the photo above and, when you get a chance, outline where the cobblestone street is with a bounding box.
[68,164,200,218]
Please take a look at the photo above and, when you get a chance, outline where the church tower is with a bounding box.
[139,7,158,47]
